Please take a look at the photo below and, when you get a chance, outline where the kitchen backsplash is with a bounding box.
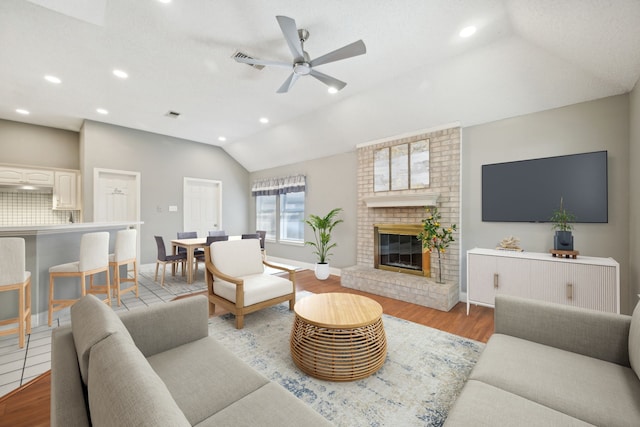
[0,190,79,226]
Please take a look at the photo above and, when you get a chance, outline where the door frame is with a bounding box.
[183,177,222,234]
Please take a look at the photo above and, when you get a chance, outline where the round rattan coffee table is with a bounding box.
[290,293,387,381]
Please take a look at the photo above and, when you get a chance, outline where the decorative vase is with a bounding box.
[422,250,431,278]
[554,231,574,251]
[314,262,330,280]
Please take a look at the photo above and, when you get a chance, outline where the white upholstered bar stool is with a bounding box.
[109,229,138,306]
[48,231,111,326]
[0,238,32,348]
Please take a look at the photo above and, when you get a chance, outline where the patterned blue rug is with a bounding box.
[208,292,484,427]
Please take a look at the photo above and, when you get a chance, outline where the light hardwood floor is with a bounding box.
[0,270,494,427]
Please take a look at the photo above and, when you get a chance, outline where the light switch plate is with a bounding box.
[169,205,178,212]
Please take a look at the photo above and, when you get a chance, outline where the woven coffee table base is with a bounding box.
[290,315,387,381]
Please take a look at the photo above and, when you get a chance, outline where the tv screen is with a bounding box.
[482,151,608,223]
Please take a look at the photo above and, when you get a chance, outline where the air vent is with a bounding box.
[166,111,181,118]
[232,50,265,70]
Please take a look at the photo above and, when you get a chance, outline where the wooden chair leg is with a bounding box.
[161,262,167,287]
[155,261,160,281]
[133,260,139,298]
[113,264,121,306]
[235,314,244,329]
[48,275,54,327]
[18,285,25,348]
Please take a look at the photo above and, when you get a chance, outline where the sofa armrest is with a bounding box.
[119,295,209,357]
[494,294,631,366]
[51,327,90,427]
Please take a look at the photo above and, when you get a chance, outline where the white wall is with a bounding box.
[462,94,632,313]
[250,151,358,268]
[80,120,250,263]
[629,83,640,310]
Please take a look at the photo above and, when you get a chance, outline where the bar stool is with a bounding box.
[109,229,139,306]
[0,238,32,348]
[49,232,111,326]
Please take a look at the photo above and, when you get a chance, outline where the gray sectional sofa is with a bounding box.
[445,294,640,426]
[51,294,333,427]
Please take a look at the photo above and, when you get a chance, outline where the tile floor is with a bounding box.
[0,263,207,398]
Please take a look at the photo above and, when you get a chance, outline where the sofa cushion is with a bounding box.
[210,239,264,277]
[147,336,270,425]
[471,334,640,427]
[629,302,640,379]
[88,332,190,427]
[443,379,593,427]
[195,382,333,427]
[213,273,293,306]
[70,294,133,384]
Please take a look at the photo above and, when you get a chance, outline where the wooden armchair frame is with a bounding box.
[204,245,296,329]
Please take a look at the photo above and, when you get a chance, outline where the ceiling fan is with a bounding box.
[234,15,366,93]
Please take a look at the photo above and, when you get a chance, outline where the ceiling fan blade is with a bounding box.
[233,56,291,68]
[309,69,347,91]
[276,73,301,93]
[276,15,304,61]
[310,40,366,67]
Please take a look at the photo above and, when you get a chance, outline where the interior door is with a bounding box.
[183,178,221,237]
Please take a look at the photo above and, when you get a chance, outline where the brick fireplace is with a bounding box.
[341,125,460,311]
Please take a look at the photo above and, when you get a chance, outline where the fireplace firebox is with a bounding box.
[374,224,427,276]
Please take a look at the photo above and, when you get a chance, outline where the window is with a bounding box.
[252,175,306,244]
[280,191,305,242]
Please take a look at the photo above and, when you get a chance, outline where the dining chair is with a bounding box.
[0,238,32,348]
[208,230,226,237]
[49,232,111,326]
[154,236,187,287]
[109,229,138,306]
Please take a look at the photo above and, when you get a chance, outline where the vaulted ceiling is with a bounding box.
[1,0,640,171]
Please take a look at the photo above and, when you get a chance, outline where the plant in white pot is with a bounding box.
[305,208,343,280]
[550,197,576,251]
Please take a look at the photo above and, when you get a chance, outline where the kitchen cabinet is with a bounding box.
[53,171,79,210]
[467,248,619,314]
[0,166,54,186]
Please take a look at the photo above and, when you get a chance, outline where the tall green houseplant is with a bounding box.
[305,208,343,264]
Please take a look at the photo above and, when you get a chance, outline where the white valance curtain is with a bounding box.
[251,174,306,196]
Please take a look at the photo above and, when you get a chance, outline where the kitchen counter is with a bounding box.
[0,222,143,326]
[0,221,142,236]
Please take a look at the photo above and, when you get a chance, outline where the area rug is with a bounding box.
[208,292,485,427]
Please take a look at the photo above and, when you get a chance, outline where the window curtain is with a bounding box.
[251,175,306,196]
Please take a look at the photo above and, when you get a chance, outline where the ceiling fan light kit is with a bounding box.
[234,15,366,93]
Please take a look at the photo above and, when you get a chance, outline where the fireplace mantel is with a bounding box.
[363,193,439,208]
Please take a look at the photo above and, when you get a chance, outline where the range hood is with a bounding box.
[0,183,53,193]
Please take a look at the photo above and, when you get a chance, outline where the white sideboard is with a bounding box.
[467,248,620,314]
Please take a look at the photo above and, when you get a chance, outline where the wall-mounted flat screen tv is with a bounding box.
[482,151,608,223]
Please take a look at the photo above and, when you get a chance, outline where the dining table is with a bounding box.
[170,235,241,284]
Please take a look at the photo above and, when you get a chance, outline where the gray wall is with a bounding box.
[80,121,250,264]
[249,151,358,268]
[462,94,632,313]
[630,83,640,310]
[0,119,79,169]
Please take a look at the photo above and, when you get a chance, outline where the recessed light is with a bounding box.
[44,75,61,84]
[96,108,109,115]
[328,87,339,94]
[259,117,269,124]
[113,69,129,79]
[218,136,227,142]
[459,26,477,38]
[16,109,30,115]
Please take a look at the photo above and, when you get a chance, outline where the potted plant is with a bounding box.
[550,197,576,251]
[417,207,457,283]
[305,208,343,280]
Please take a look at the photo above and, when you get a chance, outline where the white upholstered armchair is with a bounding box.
[204,239,296,329]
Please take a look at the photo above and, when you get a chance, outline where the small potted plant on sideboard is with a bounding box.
[550,197,576,251]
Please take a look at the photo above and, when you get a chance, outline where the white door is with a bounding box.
[183,178,221,237]
[95,171,139,222]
